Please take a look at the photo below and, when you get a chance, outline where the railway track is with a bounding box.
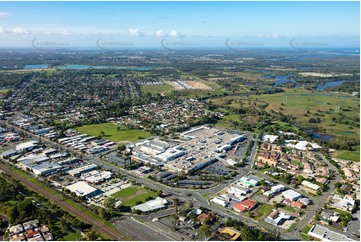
[0,162,128,241]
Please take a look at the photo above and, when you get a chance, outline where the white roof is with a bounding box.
[262,134,279,143]
[285,140,321,150]
[302,180,320,190]
[66,181,97,197]
[282,189,302,200]
[16,141,38,151]
[132,197,167,212]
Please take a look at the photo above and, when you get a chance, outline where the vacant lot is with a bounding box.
[111,186,157,207]
[76,123,151,143]
[140,83,174,95]
[251,89,359,140]
[254,203,274,221]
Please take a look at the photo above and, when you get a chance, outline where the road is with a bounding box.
[288,153,341,238]
[0,162,128,241]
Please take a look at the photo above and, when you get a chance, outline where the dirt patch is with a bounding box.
[185,81,212,90]
[242,116,263,123]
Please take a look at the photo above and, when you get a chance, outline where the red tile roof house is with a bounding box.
[233,199,257,212]
[197,213,211,224]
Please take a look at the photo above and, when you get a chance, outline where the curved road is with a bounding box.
[0,162,128,241]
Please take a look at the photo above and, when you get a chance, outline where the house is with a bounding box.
[197,213,210,224]
[10,234,26,241]
[301,180,320,191]
[290,201,304,210]
[264,209,292,226]
[24,230,42,240]
[9,224,24,235]
[219,227,241,241]
[23,219,39,230]
[233,199,257,212]
[299,197,311,206]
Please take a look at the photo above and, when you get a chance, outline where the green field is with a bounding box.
[76,123,151,143]
[111,186,157,207]
[252,90,359,140]
[140,84,174,95]
[0,88,11,94]
[254,203,274,220]
[334,145,360,162]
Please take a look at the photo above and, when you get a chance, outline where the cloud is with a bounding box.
[128,28,141,36]
[0,12,10,18]
[155,29,165,37]
[0,26,31,35]
[169,30,180,37]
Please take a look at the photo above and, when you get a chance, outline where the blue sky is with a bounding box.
[0,1,359,48]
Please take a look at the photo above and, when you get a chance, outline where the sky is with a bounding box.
[0,1,359,49]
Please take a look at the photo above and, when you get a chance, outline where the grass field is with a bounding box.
[0,89,11,94]
[251,89,359,140]
[76,123,151,143]
[334,145,360,162]
[63,232,78,241]
[254,203,274,220]
[111,186,157,207]
[140,84,174,95]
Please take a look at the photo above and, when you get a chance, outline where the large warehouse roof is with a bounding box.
[66,181,97,197]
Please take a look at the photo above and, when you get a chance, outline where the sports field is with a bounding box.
[76,123,151,143]
[111,186,157,207]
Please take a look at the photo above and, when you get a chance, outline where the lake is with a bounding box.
[57,64,152,70]
[316,80,349,91]
[24,64,49,69]
[263,74,297,87]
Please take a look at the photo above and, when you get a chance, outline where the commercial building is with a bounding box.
[131,197,168,213]
[68,164,97,177]
[238,175,260,188]
[282,189,302,201]
[307,224,353,241]
[15,141,38,152]
[212,197,229,207]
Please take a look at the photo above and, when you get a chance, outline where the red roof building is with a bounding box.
[233,199,257,212]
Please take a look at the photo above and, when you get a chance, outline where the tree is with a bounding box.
[199,224,212,240]
[85,229,100,241]
[98,131,105,138]
[103,197,116,209]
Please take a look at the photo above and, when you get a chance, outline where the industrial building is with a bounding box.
[65,181,99,197]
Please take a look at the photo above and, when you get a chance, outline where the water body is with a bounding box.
[57,64,152,70]
[267,74,296,86]
[316,80,349,91]
[24,64,49,69]
[311,132,335,142]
